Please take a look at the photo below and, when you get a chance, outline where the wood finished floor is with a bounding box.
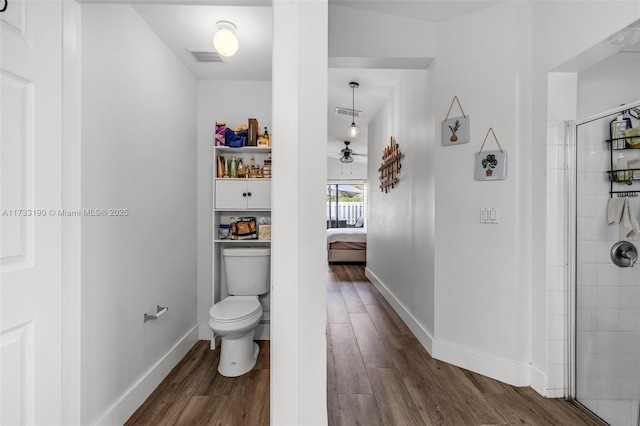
[127,264,605,425]
[326,264,606,426]
[125,340,270,425]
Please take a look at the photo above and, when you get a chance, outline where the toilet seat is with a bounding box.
[210,296,261,323]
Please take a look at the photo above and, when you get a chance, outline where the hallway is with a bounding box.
[326,264,605,425]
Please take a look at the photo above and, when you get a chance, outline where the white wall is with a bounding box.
[80,4,198,424]
[271,1,328,424]
[366,69,435,339]
[577,53,640,119]
[356,0,640,396]
[328,4,436,58]
[196,81,272,340]
[431,1,532,384]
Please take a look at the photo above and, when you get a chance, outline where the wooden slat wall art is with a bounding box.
[378,137,402,193]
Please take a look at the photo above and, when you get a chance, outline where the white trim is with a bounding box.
[61,1,82,424]
[365,267,530,387]
[198,322,213,340]
[530,364,548,396]
[576,99,640,125]
[364,268,434,354]
[93,326,199,426]
[432,339,531,387]
[565,120,577,400]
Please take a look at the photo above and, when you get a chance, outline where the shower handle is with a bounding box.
[610,241,638,267]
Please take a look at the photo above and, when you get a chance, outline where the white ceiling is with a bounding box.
[133,4,272,81]
[133,2,449,164]
[327,68,421,164]
[330,0,503,23]
[132,2,639,164]
[141,1,640,164]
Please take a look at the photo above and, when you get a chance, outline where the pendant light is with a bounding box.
[347,82,360,138]
[213,21,238,57]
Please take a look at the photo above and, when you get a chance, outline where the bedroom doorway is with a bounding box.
[326,182,365,229]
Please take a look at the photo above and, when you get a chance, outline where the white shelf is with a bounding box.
[214,178,271,182]
[212,141,272,307]
[212,239,271,244]
[214,146,271,154]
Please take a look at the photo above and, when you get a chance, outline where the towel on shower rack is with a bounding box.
[607,197,640,239]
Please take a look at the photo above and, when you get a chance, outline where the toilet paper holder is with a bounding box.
[144,305,168,323]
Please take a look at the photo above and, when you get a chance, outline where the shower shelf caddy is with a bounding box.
[606,136,640,198]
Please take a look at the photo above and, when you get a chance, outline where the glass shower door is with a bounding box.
[575,113,640,426]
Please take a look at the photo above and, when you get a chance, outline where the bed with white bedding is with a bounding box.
[327,228,367,263]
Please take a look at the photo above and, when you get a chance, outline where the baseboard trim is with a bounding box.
[365,267,530,388]
[94,325,199,426]
[365,268,434,354]
[530,363,547,396]
[432,338,530,387]
[198,322,213,340]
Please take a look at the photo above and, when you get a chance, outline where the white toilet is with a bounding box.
[208,247,270,377]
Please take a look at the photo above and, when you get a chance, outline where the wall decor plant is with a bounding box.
[442,96,470,146]
[378,136,402,193]
[474,127,507,180]
[482,154,498,176]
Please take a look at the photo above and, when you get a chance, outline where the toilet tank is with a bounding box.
[223,247,270,295]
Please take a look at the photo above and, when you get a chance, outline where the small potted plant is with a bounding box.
[448,120,461,142]
[482,154,498,176]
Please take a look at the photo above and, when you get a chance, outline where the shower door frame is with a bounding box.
[569,100,640,417]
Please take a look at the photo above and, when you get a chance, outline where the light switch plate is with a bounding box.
[480,207,499,224]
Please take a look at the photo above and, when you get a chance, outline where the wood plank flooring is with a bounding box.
[327,264,606,426]
[125,340,270,425]
[127,264,606,425]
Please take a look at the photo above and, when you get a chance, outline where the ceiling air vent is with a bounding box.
[187,48,224,63]
[335,107,362,117]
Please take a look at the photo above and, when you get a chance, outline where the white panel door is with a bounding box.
[1,1,63,424]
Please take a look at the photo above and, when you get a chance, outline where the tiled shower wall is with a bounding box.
[546,120,570,399]
[575,115,640,425]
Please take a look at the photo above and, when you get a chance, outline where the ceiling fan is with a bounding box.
[340,141,364,163]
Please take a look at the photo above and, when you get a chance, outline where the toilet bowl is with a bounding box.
[209,295,263,377]
[209,247,270,377]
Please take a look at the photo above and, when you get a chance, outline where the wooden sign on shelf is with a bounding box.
[378,136,402,193]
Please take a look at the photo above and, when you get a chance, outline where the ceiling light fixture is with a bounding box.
[347,82,360,138]
[340,141,354,164]
[213,20,238,57]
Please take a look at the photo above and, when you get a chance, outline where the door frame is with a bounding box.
[61,1,82,423]
[568,100,640,404]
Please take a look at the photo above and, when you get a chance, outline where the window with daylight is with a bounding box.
[326,182,365,229]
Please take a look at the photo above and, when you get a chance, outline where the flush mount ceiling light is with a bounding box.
[347,82,360,138]
[213,20,238,57]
